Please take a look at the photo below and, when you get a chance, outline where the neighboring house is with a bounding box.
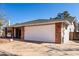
[3,17,77,44]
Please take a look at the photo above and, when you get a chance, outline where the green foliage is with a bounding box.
[0,22,2,26]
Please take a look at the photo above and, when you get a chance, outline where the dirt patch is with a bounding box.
[0,38,79,56]
[0,39,10,44]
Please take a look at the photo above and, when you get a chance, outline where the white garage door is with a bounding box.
[24,24,55,42]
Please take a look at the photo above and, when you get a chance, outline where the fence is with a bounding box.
[70,32,79,40]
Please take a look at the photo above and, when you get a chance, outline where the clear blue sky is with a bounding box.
[0,3,79,24]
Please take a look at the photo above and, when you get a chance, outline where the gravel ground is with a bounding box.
[0,38,79,56]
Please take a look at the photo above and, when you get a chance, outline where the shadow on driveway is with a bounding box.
[48,47,79,51]
[0,50,18,56]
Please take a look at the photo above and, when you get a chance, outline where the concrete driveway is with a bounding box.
[0,38,79,56]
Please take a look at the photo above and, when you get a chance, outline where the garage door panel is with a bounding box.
[24,24,55,42]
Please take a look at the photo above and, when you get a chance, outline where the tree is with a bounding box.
[63,11,70,18]
[0,14,9,37]
[0,14,9,28]
[57,13,62,19]
[55,11,70,19]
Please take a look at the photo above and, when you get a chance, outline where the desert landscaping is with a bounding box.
[0,38,79,56]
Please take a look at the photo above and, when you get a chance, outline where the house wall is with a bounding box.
[13,28,16,38]
[24,24,55,42]
[21,26,24,40]
[4,22,71,44]
[63,27,69,43]
[62,23,74,43]
[68,23,74,32]
[55,22,62,44]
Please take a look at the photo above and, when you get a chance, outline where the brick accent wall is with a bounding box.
[55,22,62,44]
[5,28,7,38]
[21,27,24,40]
[12,27,14,38]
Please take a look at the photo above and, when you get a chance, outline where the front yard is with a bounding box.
[0,38,79,56]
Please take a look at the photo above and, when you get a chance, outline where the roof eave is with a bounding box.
[6,20,70,28]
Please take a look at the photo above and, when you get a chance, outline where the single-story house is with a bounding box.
[3,18,76,44]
